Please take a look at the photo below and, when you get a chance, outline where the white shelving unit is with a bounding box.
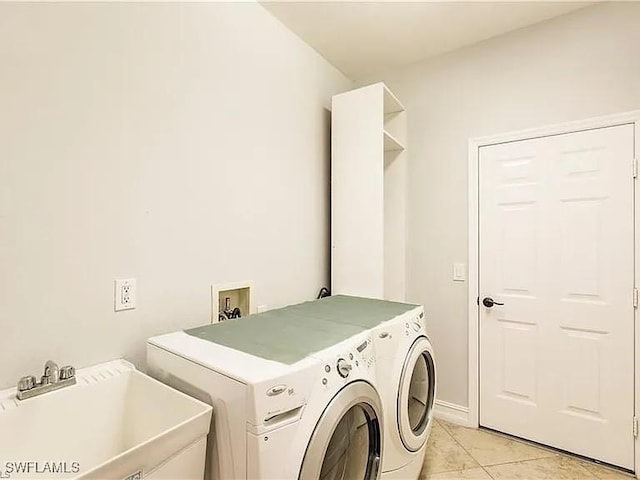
[383,130,404,152]
[331,83,407,301]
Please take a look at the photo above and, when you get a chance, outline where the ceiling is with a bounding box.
[260,1,592,79]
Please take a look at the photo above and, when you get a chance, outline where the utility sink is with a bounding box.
[0,360,212,480]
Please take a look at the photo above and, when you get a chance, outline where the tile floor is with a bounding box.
[420,419,634,480]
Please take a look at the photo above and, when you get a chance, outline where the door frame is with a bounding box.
[467,110,640,474]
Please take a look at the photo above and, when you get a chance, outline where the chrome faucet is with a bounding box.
[43,360,60,384]
[16,360,76,400]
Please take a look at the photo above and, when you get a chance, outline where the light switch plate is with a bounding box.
[453,263,466,282]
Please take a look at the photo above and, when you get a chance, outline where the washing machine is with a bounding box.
[147,313,384,480]
[372,307,436,479]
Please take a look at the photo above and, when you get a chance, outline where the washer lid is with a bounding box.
[148,331,321,385]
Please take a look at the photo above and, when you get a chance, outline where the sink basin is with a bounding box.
[0,360,212,480]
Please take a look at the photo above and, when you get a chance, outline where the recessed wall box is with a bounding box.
[211,281,254,323]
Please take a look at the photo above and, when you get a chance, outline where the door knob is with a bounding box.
[482,297,504,308]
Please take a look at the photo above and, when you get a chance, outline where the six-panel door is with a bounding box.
[479,124,635,469]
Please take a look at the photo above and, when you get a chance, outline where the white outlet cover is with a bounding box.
[115,278,136,311]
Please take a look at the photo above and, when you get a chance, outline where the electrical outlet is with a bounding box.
[115,278,136,311]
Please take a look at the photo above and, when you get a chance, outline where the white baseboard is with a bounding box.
[433,399,473,427]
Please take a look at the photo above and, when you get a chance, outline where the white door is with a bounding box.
[479,124,635,469]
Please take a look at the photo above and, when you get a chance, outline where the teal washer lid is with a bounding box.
[185,295,419,364]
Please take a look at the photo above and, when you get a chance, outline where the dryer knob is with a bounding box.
[336,358,352,378]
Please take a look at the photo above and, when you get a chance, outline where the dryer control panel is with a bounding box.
[404,310,426,338]
[356,335,375,369]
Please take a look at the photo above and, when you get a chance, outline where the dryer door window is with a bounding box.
[320,404,371,479]
[299,381,382,480]
[398,336,436,452]
[408,354,430,430]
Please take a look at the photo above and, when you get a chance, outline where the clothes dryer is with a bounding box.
[372,308,436,479]
[296,295,437,479]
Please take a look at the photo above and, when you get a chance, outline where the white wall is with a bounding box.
[364,2,640,407]
[0,3,350,388]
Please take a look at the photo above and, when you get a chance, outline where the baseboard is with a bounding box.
[433,399,473,427]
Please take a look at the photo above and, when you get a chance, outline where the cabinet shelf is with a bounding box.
[384,130,405,152]
[383,85,405,114]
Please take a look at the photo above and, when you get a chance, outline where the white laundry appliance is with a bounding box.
[295,296,437,479]
[252,295,436,480]
[372,307,436,479]
[147,304,384,480]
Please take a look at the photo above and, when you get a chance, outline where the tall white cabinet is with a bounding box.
[331,83,407,301]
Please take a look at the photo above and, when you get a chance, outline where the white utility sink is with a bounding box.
[0,360,212,480]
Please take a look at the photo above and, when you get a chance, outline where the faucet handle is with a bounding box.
[17,375,36,392]
[59,365,75,381]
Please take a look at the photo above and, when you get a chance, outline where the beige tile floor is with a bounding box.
[420,419,634,480]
